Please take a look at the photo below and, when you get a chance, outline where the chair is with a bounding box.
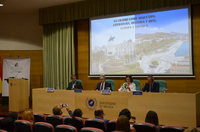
[33,122,54,132]
[105,79,115,91]
[15,120,33,132]
[133,80,141,91]
[85,118,107,132]
[154,80,167,93]
[81,127,104,132]
[70,80,82,85]
[0,129,7,132]
[46,115,64,128]
[107,120,116,132]
[34,113,46,122]
[133,122,157,132]
[197,127,200,131]
[55,125,77,132]
[65,117,84,131]
[160,125,185,132]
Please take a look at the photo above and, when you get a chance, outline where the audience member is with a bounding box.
[184,127,199,132]
[53,104,73,116]
[145,110,160,132]
[118,75,136,92]
[22,109,34,123]
[72,109,83,119]
[8,112,18,120]
[115,115,136,132]
[0,117,15,132]
[119,108,131,120]
[94,108,109,128]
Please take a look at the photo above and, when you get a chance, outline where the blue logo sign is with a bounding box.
[10,83,13,86]
[85,98,97,110]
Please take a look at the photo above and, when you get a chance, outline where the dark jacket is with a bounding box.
[142,82,159,92]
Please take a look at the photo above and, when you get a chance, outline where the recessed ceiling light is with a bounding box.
[0,4,3,6]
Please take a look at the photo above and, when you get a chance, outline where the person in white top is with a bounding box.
[118,75,136,92]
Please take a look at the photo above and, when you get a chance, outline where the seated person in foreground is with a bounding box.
[0,117,15,132]
[184,127,199,132]
[22,109,34,124]
[94,108,109,128]
[115,115,136,132]
[53,104,73,116]
[67,75,82,90]
[72,109,83,119]
[96,75,112,91]
[145,110,161,132]
[142,76,159,92]
[118,75,136,92]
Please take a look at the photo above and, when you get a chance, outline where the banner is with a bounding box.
[2,58,30,96]
[0,56,2,94]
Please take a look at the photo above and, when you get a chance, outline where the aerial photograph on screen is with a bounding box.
[90,8,191,75]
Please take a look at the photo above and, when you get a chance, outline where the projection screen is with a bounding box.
[89,6,193,77]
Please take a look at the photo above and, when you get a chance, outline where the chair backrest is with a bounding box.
[46,115,64,128]
[197,127,200,131]
[55,125,77,132]
[70,80,82,85]
[81,127,104,132]
[107,120,116,132]
[133,80,141,91]
[160,125,185,132]
[105,79,115,91]
[34,113,46,122]
[0,129,7,132]
[154,80,167,93]
[15,120,33,132]
[33,122,54,132]
[133,122,157,132]
[85,118,107,132]
[65,117,84,131]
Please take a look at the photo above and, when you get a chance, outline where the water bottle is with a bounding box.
[56,86,60,90]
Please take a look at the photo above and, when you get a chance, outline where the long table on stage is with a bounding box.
[32,88,200,127]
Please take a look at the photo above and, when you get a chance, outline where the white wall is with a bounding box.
[0,14,43,50]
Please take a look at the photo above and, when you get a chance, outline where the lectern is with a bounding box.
[9,78,29,112]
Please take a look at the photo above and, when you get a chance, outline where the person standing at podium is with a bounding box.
[142,76,159,92]
[67,75,82,90]
[96,75,112,91]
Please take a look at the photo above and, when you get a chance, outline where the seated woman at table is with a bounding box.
[118,75,136,92]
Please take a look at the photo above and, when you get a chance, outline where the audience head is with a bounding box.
[99,75,106,83]
[184,127,199,132]
[115,115,130,132]
[147,76,154,85]
[125,75,133,83]
[71,75,77,83]
[94,108,105,119]
[8,112,18,120]
[22,109,34,123]
[53,106,62,115]
[72,109,83,119]
[145,110,159,126]
[0,117,15,131]
[119,108,131,120]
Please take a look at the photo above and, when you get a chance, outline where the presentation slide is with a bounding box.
[90,7,193,76]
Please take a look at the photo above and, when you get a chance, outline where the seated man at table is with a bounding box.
[96,75,112,91]
[94,108,109,128]
[142,76,159,92]
[53,104,73,116]
[67,75,82,90]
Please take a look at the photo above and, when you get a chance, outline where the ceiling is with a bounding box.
[0,0,85,15]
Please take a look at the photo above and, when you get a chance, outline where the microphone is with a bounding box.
[55,82,64,90]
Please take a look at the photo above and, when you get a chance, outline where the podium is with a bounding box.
[9,78,29,112]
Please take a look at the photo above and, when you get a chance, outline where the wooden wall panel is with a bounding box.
[75,5,200,93]
[0,50,43,100]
